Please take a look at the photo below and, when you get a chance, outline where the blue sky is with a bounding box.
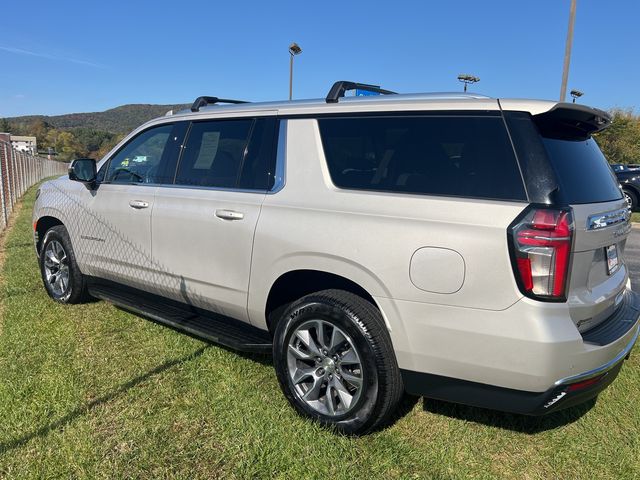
[1,0,638,117]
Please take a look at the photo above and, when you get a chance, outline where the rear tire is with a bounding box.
[273,289,404,435]
[39,225,90,304]
[623,189,638,211]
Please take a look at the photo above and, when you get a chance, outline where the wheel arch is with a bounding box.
[258,258,404,344]
[622,183,640,196]
[34,215,64,254]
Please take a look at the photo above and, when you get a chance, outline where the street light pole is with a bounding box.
[288,42,302,100]
[289,54,294,100]
[560,0,577,102]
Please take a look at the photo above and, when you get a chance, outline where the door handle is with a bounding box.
[129,200,149,209]
[215,209,244,221]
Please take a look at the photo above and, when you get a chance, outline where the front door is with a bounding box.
[76,122,185,291]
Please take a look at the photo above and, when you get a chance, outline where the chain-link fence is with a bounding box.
[0,140,69,233]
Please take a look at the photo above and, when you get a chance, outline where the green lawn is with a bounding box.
[1,186,639,479]
[632,212,640,223]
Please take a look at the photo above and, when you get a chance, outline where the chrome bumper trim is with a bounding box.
[555,324,639,387]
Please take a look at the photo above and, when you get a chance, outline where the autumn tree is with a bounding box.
[595,109,640,164]
[30,119,51,146]
[45,129,86,160]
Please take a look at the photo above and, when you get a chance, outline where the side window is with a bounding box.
[317,115,527,201]
[238,118,278,190]
[105,124,175,184]
[175,119,253,188]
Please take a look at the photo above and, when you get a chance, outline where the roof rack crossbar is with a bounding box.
[325,81,396,103]
[191,96,249,112]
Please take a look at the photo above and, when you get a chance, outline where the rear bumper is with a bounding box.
[400,310,639,415]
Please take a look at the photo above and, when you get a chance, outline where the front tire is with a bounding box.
[273,289,404,434]
[39,225,90,304]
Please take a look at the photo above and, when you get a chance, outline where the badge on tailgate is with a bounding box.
[587,208,630,231]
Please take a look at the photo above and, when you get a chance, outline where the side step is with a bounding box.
[88,279,272,354]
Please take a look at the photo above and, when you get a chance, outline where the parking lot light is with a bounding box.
[570,89,583,103]
[289,42,302,100]
[457,74,480,92]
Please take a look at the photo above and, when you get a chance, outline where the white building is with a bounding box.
[10,135,38,155]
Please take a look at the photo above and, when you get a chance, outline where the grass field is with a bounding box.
[633,212,640,223]
[1,186,639,479]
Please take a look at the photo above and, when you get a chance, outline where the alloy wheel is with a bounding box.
[287,319,364,416]
[43,240,70,297]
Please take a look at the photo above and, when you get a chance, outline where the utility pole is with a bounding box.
[559,0,577,102]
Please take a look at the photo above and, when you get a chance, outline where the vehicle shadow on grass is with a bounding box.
[422,397,596,434]
[0,344,213,455]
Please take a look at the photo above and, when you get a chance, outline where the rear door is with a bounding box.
[150,115,278,323]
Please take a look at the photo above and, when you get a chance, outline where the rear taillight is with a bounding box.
[508,206,573,301]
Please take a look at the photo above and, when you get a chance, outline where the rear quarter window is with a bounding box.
[317,115,527,201]
[504,110,623,205]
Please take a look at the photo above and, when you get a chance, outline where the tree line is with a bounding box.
[1,108,639,163]
[0,117,124,161]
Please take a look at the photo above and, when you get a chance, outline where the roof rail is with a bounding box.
[326,81,396,103]
[190,96,249,112]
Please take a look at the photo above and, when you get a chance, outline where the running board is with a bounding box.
[87,279,272,354]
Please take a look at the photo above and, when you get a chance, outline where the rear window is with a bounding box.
[542,137,622,204]
[317,115,527,201]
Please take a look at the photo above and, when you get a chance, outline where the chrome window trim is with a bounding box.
[98,118,286,195]
[98,181,269,195]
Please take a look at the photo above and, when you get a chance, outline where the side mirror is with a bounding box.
[69,158,97,185]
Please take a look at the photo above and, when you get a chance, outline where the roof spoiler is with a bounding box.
[190,96,249,112]
[533,103,611,139]
[325,81,396,103]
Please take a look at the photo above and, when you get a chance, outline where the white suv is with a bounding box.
[33,81,639,434]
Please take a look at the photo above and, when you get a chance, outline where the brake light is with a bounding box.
[509,207,573,300]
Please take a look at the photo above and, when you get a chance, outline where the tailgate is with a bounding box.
[568,200,631,332]
[539,127,630,332]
